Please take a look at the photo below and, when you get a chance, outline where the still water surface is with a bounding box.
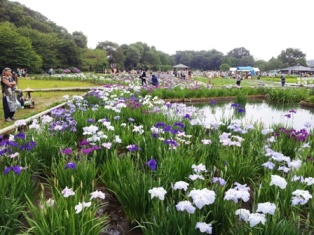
[194,100,314,130]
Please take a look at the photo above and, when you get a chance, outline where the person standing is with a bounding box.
[17,68,21,77]
[236,72,242,86]
[140,70,147,86]
[1,67,17,122]
[12,71,18,87]
[281,75,286,87]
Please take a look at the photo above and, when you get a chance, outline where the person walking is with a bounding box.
[1,67,17,122]
[281,75,286,87]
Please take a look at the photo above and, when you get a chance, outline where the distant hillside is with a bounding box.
[0,0,87,71]
[0,0,69,36]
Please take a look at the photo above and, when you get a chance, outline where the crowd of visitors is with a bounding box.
[17,68,28,78]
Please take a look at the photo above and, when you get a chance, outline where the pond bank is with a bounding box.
[164,95,266,103]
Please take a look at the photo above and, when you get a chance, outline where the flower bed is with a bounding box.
[1,84,314,234]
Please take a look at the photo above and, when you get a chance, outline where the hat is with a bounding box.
[2,67,11,75]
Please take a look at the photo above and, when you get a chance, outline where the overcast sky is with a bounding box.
[9,0,314,61]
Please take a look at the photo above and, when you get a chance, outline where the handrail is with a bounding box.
[0,102,67,136]
[0,88,95,136]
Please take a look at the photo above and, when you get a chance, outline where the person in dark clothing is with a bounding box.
[281,75,286,87]
[151,75,159,86]
[140,71,147,86]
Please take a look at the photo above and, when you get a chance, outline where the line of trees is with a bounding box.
[0,0,310,73]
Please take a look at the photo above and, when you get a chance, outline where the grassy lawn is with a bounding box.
[0,79,99,129]
[193,76,297,87]
[16,78,98,89]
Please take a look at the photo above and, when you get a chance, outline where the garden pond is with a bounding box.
[191,100,314,130]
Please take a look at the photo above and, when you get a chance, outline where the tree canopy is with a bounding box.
[277,48,307,67]
[0,22,42,70]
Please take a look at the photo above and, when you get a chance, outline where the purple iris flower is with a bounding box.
[65,162,76,170]
[238,107,246,113]
[170,129,179,135]
[289,109,296,113]
[82,147,95,155]
[79,139,90,147]
[128,118,135,122]
[152,133,159,138]
[8,141,19,147]
[60,148,72,155]
[82,145,101,155]
[87,118,95,123]
[155,122,167,128]
[3,166,22,175]
[163,125,173,132]
[284,114,291,118]
[231,103,240,108]
[3,167,11,175]
[14,132,26,139]
[11,166,22,175]
[183,114,192,120]
[212,177,226,186]
[146,159,157,171]
[126,144,142,152]
[19,141,36,151]
[166,103,172,108]
[173,122,185,129]
[164,139,179,147]
[0,149,7,156]
[210,100,217,105]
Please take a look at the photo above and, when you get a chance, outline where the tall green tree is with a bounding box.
[254,60,267,71]
[277,48,306,67]
[111,47,125,69]
[221,56,237,67]
[207,49,224,70]
[72,31,87,48]
[81,48,108,72]
[56,39,82,68]
[0,22,42,71]
[142,50,161,70]
[96,41,118,58]
[227,47,251,59]
[266,57,282,71]
[219,63,230,71]
[17,27,59,70]
[227,47,254,67]
[124,45,141,70]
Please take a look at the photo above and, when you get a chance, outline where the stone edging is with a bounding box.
[300,101,314,108]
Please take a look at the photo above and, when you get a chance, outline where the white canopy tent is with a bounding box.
[173,64,189,69]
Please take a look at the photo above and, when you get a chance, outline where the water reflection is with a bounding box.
[193,100,314,129]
